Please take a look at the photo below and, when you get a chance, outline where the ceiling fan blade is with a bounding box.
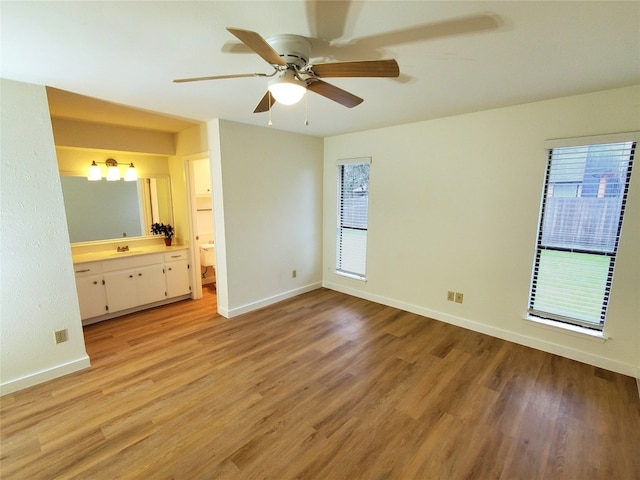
[307,80,363,108]
[226,28,287,67]
[253,91,276,113]
[173,73,269,83]
[305,0,353,41]
[352,14,501,50]
[311,59,399,78]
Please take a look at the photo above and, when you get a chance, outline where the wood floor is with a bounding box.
[2,287,639,479]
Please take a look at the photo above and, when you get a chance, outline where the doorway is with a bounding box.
[186,156,216,300]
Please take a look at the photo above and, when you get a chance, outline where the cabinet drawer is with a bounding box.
[102,253,163,272]
[164,251,189,262]
[74,262,103,277]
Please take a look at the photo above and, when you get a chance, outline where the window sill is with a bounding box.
[523,315,608,343]
[335,271,367,282]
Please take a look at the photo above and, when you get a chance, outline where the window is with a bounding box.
[336,158,370,279]
[528,136,635,331]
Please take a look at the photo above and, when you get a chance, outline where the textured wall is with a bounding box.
[1,79,89,394]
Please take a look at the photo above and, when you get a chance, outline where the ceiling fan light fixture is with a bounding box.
[268,70,306,105]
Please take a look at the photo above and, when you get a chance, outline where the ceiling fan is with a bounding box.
[174,27,400,113]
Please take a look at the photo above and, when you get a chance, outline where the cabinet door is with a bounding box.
[75,274,107,320]
[193,159,212,195]
[104,270,139,313]
[166,260,191,298]
[137,264,167,305]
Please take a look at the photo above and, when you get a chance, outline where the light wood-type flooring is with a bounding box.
[2,286,639,479]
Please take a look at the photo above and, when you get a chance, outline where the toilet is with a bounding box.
[200,243,216,284]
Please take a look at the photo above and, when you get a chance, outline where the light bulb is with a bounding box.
[88,161,102,181]
[106,166,120,181]
[124,163,138,181]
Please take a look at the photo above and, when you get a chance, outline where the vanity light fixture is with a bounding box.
[87,158,138,182]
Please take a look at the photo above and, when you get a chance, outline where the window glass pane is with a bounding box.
[338,229,367,275]
[337,162,369,278]
[532,250,611,325]
[542,144,631,253]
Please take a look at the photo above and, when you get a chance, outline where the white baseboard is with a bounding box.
[226,282,322,318]
[323,281,639,378]
[0,355,91,396]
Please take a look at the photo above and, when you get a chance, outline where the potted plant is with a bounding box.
[151,222,175,246]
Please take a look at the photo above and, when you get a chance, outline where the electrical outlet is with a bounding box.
[455,292,464,304]
[447,291,455,302]
[292,269,297,278]
[55,329,68,344]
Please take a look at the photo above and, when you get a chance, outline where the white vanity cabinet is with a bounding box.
[164,251,191,298]
[73,248,192,324]
[102,254,166,313]
[74,263,108,319]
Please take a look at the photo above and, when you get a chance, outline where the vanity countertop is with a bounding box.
[72,245,189,265]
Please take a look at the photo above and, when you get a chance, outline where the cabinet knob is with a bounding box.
[93,281,98,285]
[129,275,134,278]
[138,273,142,276]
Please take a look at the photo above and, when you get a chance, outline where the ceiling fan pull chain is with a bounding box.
[268,91,273,126]
[304,90,309,126]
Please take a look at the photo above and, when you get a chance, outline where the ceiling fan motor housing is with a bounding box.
[266,34,311,69]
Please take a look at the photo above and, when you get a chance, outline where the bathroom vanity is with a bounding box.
[73,245,191,325]
[58,158,194,324]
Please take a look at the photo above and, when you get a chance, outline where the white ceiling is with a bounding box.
[2,1,639,137]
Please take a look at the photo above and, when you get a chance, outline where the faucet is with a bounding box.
[117,245,129,252]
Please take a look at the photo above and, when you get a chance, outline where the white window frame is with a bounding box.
[336,157,371,281]
[527,132,637,333]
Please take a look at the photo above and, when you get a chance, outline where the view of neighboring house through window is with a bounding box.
[336,158,370,279]
[528,137,635,330]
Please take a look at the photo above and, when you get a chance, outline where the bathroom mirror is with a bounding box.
[59,175,173,243]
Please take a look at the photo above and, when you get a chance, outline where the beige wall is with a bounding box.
[175,124,209,157]
[211,120,324,317]
[323,85,640,377]
[1,80,90,394]
[51,117,175,155]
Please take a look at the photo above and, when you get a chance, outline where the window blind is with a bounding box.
[336,158,370,279]
[528,140,635,329]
